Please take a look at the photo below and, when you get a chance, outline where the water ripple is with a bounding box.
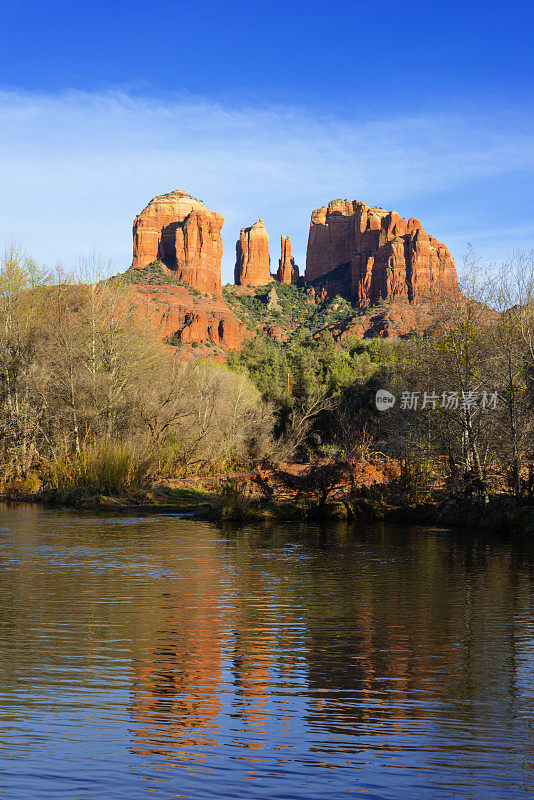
[0,507,532,799]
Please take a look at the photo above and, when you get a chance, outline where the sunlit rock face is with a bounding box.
[234,219,271,287]
[305,199,458,305]
[277,235,299,285]
[132,190,224,298]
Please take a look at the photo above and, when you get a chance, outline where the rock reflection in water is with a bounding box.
[130,530,225,762]
[0,510,532,799]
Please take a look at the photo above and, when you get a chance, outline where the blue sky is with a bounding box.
[0,0,533,281]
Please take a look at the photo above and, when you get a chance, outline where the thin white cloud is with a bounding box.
[0,89,533,279]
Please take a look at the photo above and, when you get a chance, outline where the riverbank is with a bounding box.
[3,481,533,538]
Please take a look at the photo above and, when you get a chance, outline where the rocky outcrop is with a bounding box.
[262,325,288,343]
[277,235,299,285]
[266,286,282,313]
[128,284,246,350]
[234,219,271,286]
[176,310,245,349]
[305,199,458,306]
[132,190,224,298]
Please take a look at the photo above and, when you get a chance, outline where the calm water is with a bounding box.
[0,508,533,799]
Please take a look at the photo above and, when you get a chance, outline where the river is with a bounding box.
[0,506,532,799]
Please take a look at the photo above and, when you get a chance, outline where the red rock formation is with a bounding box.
[127,284,246,350]
[234,219,271,287]
[132,190,224,298]
[277,235,299,285]
[305,199,458,306]
[177,311,244,349]
[262,325,288,343]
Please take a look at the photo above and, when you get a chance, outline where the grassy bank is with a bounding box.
[3,478,533,540]
[2,445,533,537]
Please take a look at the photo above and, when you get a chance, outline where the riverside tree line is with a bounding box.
[1,242,534,505]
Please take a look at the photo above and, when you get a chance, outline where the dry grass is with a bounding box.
[42,440,156,493]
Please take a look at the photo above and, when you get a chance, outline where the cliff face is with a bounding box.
[277,235,299,285]
[132,190,224,298]
[305,199,458,305]
[234,219,271,286]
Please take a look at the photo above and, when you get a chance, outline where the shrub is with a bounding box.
[217,475,251,521]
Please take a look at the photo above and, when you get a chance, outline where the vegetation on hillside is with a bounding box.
[227,330,392,405]
[107,259,202,294]
[223,283,361,337]
[227,255,534,513]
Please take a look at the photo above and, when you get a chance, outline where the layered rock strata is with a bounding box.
[234,219,271,286]
[305,199,458,305]
[132,190,224,297]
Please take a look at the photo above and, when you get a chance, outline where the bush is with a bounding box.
[217,475,252,521]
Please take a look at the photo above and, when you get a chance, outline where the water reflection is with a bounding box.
[0,508,533,799]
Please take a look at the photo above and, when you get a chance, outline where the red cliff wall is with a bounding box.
[305,199,458,305]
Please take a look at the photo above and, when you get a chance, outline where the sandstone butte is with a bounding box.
[234,219,271,287]
[277,235,299,285]
[126,190,461,351]
[305,199,459,306]
[132,189,224,298]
